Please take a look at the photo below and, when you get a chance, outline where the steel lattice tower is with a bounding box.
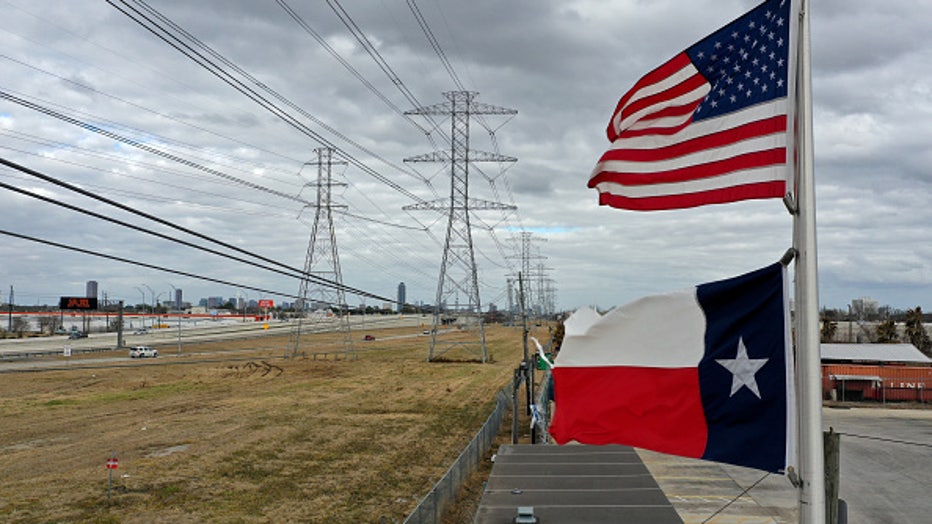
[509,232,547,316]
[403,91,516,362]
[289,147,354,358]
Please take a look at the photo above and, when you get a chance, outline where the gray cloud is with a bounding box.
[1,0,929,312]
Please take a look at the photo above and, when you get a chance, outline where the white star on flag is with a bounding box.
[716,337,769,398]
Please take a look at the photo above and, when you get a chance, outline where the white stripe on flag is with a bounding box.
[555,288,705,368]
[595,134,786,175]
[590,165,784,199]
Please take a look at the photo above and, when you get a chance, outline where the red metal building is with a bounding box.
[821,343,931,403]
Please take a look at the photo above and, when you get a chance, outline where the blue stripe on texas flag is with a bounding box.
[696,262,788,473]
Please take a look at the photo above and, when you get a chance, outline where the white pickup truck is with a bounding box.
[129,346,158,358]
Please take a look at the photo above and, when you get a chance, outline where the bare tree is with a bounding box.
[11,317,29,338]
[37,315,62,335]
[875,319,898,343]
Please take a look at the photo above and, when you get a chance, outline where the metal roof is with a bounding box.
[821,343,932,364]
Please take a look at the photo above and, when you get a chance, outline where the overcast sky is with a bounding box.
[1,0,929,313]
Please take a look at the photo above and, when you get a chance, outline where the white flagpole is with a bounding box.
[794,0,825,522]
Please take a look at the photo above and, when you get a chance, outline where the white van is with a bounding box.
[129,346,158,358]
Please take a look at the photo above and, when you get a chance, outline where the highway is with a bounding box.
[0,314,430,364]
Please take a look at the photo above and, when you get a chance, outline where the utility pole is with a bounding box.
[7,285,12,331]
[289,147,354,359]
[403,91,516,363]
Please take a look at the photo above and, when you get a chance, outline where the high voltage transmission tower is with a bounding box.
[403,91,516,362]
[508,232,547,316]
[288,147,354,359]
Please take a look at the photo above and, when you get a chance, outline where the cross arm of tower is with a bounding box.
[403,150,517,163]
[402,198,516,211]
[467,102,517,116]
[405,99,516,117]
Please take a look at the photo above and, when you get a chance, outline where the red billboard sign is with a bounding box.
[258,299,274,309]
[59,296,98,310]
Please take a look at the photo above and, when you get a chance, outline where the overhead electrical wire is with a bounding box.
[400,0,527,269]
[108,0,430,207]
[317,0,448,145]
[0,228,303,301]
[282,0,526,273]
[405,0,465,91]
[0,132,300,210]
[3,3,541,310]
[0,53,306,171]
[275,0,429,137]
[0,157,392,303]
[0,89,313,206]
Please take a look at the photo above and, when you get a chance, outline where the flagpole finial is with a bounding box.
[780,248,797,266]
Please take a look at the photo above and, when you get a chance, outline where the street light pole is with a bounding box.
[134,286,146,328]
[154,293,164,327]
[168,283,182,355]
[142,284,155,329]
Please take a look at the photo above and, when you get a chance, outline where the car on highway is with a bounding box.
[68,330,88,339]
[129,346,158,358]
[133,328,149,335]
[363,334,375,341]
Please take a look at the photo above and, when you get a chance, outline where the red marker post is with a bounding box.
[106,455,118,499]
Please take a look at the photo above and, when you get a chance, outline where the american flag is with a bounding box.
[589,0,795,211]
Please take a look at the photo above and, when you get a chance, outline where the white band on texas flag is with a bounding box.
[549,262,796,474]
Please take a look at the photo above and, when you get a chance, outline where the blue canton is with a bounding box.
[685,0,791,122]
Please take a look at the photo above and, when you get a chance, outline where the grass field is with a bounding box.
[0,322,548,523]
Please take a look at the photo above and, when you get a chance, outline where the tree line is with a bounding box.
[821,305,931,356]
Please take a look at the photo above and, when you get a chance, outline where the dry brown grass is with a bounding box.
[0,323,546,523]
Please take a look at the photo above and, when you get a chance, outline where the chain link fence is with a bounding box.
[402,386,510,524]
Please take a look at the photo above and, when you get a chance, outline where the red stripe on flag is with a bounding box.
[549,366,708,457]
[590,148,786,186]
[617,73,708,130]
[607,53,695,141]
[618,101,703,139]
[602,115,788,163]
[595,180,786,211]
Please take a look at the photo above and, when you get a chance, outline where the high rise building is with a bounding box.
[174,288,183,310]
[397,282,406,312]
[85,280,98,300]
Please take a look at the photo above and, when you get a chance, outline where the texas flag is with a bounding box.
[549,262,796,474]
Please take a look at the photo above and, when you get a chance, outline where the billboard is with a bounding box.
[258,299,274,309]
[59,296,98,310]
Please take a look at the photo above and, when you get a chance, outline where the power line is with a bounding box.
[0,89,313,206]
[0,156,392,302]
[108,0,429,206]
[0,228,301,301]
[0,53,306,170]
[406,0,465,91]
[0,133,300,212]
[319,0,447,143]
[275,0,429,136]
